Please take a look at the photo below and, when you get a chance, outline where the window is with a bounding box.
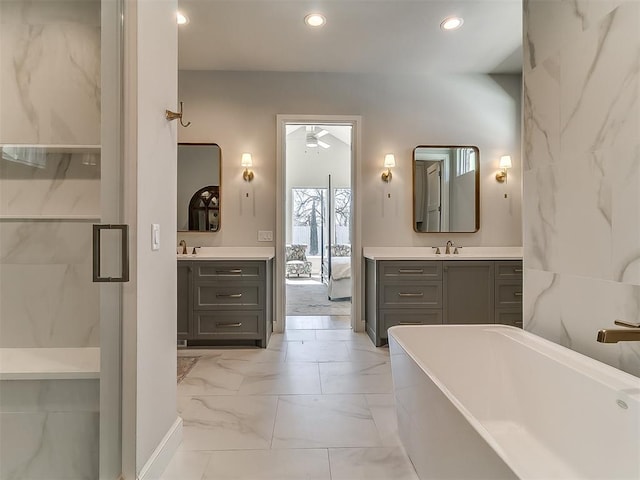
[456,148,476,176]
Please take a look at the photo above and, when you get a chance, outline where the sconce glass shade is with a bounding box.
[384,154,396,168]
[499,155,512,169]
[241,153,253,167]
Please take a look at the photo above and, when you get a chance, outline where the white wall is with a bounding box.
[122,0,179,475]
[523,0,640,376]
[177,71,522,248]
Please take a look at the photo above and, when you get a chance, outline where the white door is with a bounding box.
[426,163,442,232]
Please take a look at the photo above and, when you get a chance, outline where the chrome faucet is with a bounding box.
[445,240,454,255]
[597,320,640,343]
[179,240,187,255]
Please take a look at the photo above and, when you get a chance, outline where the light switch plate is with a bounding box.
[151,224,160,251]
[258,230,273,242]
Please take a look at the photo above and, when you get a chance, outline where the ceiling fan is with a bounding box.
[305,126,330,148]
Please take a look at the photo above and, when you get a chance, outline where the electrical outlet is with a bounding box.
[258,230,273,242]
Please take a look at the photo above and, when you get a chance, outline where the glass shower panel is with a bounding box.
[0,0,124,478]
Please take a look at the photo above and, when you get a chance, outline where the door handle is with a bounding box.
[93,224,129,282]
[398,292,424,297]
[513,292,523,297]
[216,269,242,275]
[217,322,242,328]
[216,293,243,298]
[398,269,424,274]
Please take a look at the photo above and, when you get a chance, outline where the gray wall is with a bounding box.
[523,0,640,376]
[177,71,523,248]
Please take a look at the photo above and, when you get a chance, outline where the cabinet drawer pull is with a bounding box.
[399,321,422,325]
[513,268,523,273]
[513,292,523,297]
[398,292,424,297]
[216,293,243,298]
[216,322,242,328]
[216,269,242,274]
[398,269,424,274]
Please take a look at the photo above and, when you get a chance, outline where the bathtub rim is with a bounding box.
[388,324,640,479]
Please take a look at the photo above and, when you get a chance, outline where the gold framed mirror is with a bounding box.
[177,143,221,232]
[413,145,479,233]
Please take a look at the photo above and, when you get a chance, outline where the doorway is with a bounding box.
[275,115,362,334]
[285,125,352,330]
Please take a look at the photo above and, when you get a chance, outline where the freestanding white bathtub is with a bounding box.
[389,325,640,480]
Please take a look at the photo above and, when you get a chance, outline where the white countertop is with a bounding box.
[177,246,275,261]
[363,246,523,261]
[0,347,100,380]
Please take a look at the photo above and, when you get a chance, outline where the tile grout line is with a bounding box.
[268,395,281,449]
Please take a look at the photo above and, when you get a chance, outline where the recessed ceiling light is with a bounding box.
[440,16,463,31]
[177,11,189,25]
[304,13,326,27]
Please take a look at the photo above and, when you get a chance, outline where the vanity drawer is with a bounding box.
[194,311,261,337]
[379,282,442,309]
[495,280,523,308]
[379,261,442,281]
[495,261,523,279]
[195,283,262,308]
[495,309,523,328]
[381,309,443,335]
[195,261,263,280]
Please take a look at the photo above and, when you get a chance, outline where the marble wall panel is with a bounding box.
[0,263,99,347]
[0,379,99,412]
[0,411,98,479]
[0,0,100,145]
[524,0,640,376]
[0,152,100,217]
[0,220,93,264]
[523,55,561,171]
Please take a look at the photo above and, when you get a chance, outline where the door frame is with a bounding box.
[275,114,363,333]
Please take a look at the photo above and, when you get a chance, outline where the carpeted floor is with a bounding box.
[286,278,351,316]
[177,356,199,383]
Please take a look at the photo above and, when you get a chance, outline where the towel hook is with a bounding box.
[165,101,191,127]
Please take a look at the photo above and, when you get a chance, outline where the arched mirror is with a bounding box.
[413,146,479,233]
[177,143,221,232]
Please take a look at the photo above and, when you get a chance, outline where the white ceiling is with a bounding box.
[178,0,523,74]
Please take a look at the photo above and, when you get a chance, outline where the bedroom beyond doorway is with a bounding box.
[284,123,353,329]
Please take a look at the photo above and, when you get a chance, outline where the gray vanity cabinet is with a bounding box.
[494,261,523,328]
[443,261,494,325]
[177,262,191,341]
[365,259,443,347]
[365,258,523,346]
[177,259,273,347]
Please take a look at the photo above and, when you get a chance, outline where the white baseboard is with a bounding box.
[137,416,183,480]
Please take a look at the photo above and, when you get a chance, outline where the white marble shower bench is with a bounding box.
[0,347,100,380]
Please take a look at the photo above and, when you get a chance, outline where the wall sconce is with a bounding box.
[381,154,395,182]
[241,153,254,182]
[496,155,512,183]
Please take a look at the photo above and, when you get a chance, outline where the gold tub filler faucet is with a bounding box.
[597,320,640,343]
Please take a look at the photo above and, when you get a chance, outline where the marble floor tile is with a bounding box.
[181,396,278,450]
[315,329,355,341]
[236,362,322,395]
[159,450,211,480]
[285,316,324,329]
[177,357,245,396]
[203,449,331,480]
[348,343,391,362]
[320,316,351,329]
[319,361,393,394]
[328,447,418,480]
[283,329,317,341]
[272,394,382,449]
[216,347,287,363]
[285,341,351,362]
[366,394,402,447]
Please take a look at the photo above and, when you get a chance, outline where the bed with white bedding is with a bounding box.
[324,245,352,300]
